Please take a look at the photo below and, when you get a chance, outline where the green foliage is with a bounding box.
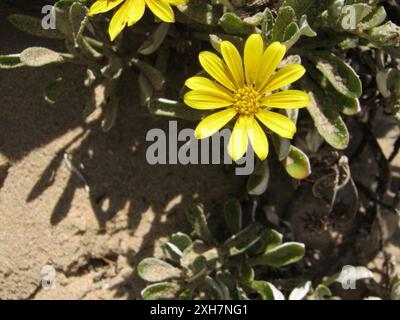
[138,199,305,300]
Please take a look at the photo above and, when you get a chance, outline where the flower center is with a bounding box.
[233,86,261,116]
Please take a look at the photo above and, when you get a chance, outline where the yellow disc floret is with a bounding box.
[233,86,262,116]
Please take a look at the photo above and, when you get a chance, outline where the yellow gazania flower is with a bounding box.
[88,0,186,41]
[183,34,310,161]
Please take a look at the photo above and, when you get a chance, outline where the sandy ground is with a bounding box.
[0,12,244,299]
[1,5,400,300]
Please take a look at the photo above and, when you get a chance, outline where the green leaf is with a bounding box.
[283,0,335,23]
[69,2,88,39]
[161,242,183,263]
[147,98,211,121]
[283,146,311,180]
[247,160,269,196]
[101,94,119,132]
[133,59,165,91]
[139,23,170,55]
[261,8,274,43]
[177,0,221,26]
[391,279,400,300]
[360,7,387,31]
[141,282,181,300]
[170,232,193,252]
[323,266,373,287]
[224,198,242,235]
[303,78,350,150]
[252,281,285,300]
[7,14,64,39]
[0,54,23,69]
[310,51,362,98]
[313,284,333,300]
[272,6,296,42]
[219,12,255,35]
[289,281,312,300]
[44,77,66,104]
[239,262,254,284]
[137,258,182,282]
[368,21,400,47]
[250,242,305,268]
[185,205,214,244]
[181,240,218,268]
[20,47,65,67]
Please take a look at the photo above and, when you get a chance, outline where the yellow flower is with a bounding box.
[184,34,310,161]
[88,0,187,41]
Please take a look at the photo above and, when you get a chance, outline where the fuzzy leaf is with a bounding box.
[185,205,214,244]
[138,258,182,282]
[7,14,64,39]
[139,23,170,55]
[311,51,362,98]
[141,282,181,300]
[272,6,296,42]
[250,242,305,268]
[170,232,193,252]
[283,146,311,180]
[20,47,65,67]
[303,78,350,150]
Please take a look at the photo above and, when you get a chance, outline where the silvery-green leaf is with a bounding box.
[252,281,285,300]
[360,7,387,31]
[310,51,362,98]
[250,242,305,268]
[44,77,66,104]
[161,242,183,263]
[314,284,332,300]
[390,279,400,300]
[323,266,373,287]
[20,47,65,67]
[224,198,242,235]
[0,54,23,69]
[141,282,181,300]
[272,6,296,42]
[137,258,182,282]
[170,232,193,252]
[283,146,311,180]
[185,205,214,244]
[247,160,269,196]
[289,281,312,300]
[139,23,170,55]
[7,14,64,39]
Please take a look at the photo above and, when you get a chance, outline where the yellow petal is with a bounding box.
[167,0,187,5]
[256,42,286,93]
[228,116,248,161]
[246,117,269,160]
[256,110,296,139]
[261,90,310,109]
[262,64,306,93]
[146,0,175,22]
[195,108,237,139]
[184,90,233,110]
[109,0,145,41]
[244,34,264,86]
[127,0,146,26]
[198,51,237,92]
[220,41,245,87]
[185,77,234,99]
[88,0,124,15]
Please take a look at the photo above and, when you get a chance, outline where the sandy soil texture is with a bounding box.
[0,11,244,299]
